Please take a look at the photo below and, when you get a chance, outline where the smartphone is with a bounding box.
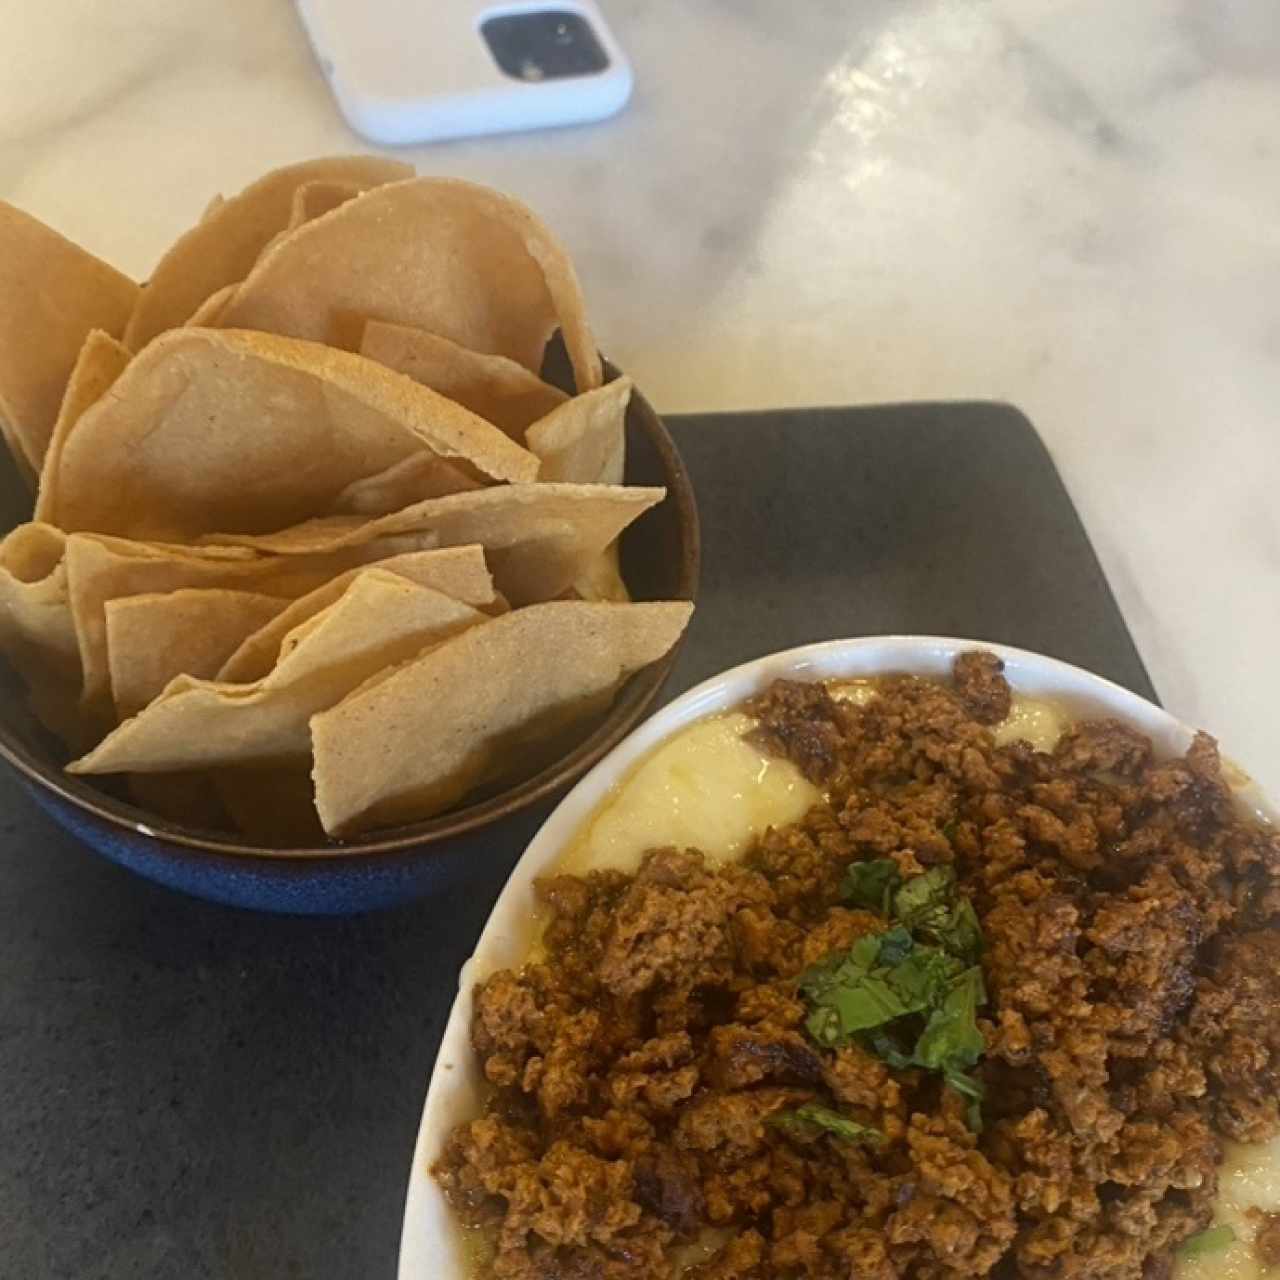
[296,0,633,145]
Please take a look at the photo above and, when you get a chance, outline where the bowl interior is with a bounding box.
[397,634,1277,1278]
[0,365,699,861]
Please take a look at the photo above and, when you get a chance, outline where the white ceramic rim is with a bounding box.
[398,634,1276,1278]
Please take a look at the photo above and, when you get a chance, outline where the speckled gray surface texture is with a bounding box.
[1,405,1154,1278]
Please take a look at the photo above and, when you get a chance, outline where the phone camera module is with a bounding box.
[481,11,610,81]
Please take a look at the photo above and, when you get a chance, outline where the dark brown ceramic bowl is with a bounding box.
[0,364,699,913]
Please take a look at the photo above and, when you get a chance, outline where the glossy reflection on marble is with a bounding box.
[1,0,1276,789]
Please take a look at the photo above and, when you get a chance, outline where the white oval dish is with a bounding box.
[398,635,1276,1278]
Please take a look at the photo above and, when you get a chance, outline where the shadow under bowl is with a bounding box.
[0,366,699,914]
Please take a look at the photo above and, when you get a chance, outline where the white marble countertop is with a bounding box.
[3,0,1277,791]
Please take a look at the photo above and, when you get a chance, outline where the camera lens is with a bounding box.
[481,11,610,81]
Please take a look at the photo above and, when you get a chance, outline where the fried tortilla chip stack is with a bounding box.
[0,159,691,840]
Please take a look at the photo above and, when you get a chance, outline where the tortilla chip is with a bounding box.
[69,571,486,774]
[523,378,632,600]
[570,546,631,603]
[287,180,364,231]
[254,181,367,265]
[0,203,138,478]
[50,328,537,539]
[107,589,289,720]
[359,320,567,439]
[218,177,602,392]
[66,529,441,726]
[218,545,494,683]
[332,451,485,517]
[33,331,131,524]
[0,523,83,741]
[201,483,664,606]
[310,600,692,836]
[123,156,413,349]
[214,766,326,845]
[183,282,237,328]
[526,377,629,485]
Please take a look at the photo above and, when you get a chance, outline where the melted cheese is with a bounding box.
[994,695,1068,751]
[828,677,880,706]
[1176,1139,1280,1279]
[557,712,820,875]
[671,1229,732,1271]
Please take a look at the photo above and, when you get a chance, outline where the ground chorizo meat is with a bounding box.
[434,654,1278,1279]
[952,651,1012,725]
[1252,1208,1280,1267]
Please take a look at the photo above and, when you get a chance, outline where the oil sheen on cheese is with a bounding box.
[1176,1138,1280,1280]
[558,712,820,875]
[994,695,1067,751]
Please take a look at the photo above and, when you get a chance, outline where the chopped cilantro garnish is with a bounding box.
[893,865,954,929]
[940,897,983,965]
[811,863,990,1129]
[875,924,915,969]
[841,862,983,963]
[1177,1225,1235,1257]
[841,858,902,913]
[944,1068,986,1132]
[886,943,962,1005]
[867,1029,916,1071]
[913,966,986,1073]
[893,866,983,962]
[799,927,955,1046]
[771,1103,883,1147]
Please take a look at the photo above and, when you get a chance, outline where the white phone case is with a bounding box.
[296,0,633,145]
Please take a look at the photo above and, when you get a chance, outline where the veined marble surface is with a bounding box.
[2,0,1277,790]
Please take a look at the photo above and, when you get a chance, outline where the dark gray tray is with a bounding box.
[1,403,1152,1279]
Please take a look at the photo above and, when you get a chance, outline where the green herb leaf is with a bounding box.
[963,1089,984,1134]
[799,933,883,996]
[894,866,956,934]
[867,1030,916,1071]
[943,1068,986,1132]
[893,866,982,962]
[874,926,915,969]
[884,944,961,1008]
[841,859,902,913]
[936,897,983,964]
[800,946,894,1047]
[1177,1225,1236,1258]
[942,1066,985,1100]
[805,1007,838,1048]
[800,928,953,1046]
[912,967,986,1072]
[798,948,869,1008]
[799,931,971,1048]
[829,974,913,1032]
[799,884,990,1131]
[802,958,914,1046]
[851,931,890,969]
[771,1103,883,1146]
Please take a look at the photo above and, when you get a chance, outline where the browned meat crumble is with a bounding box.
[1250,1208,1280,1268]
[434,654,1280,1279]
